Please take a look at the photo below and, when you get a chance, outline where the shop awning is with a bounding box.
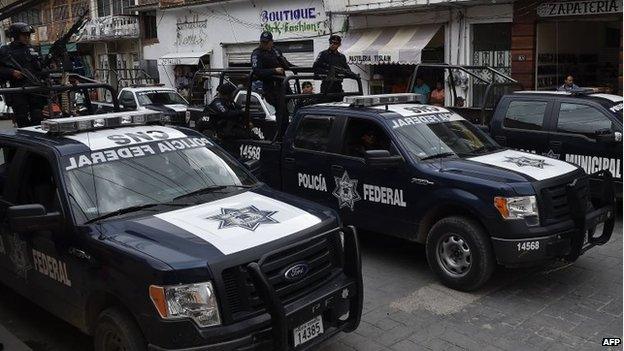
[341,24,441,65]
[157,51,211,66]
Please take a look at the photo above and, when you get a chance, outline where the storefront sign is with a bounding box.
[261,7,327,37]
[176,14,208,47]
[537,0,621,17]
[348,54,393,64]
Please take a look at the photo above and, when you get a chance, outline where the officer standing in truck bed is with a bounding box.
[250,31,293,109]
[0,22,45,127]
[313,35,355,97]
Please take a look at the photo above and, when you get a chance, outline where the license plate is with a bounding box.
[293,315,324,347]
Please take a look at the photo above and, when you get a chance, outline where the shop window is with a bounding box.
[141,12,157,40]
[294,116,334,152]
[536,21,622,91]
[341,118,393,158]
[556,103,612,137]
[503,100,547,130]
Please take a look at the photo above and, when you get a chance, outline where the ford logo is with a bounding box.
[284,262,310,281]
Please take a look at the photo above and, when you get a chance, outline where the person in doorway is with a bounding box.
[313,35,355,99]
[251,31,293,109]
[412,77,431,104]
[430,81,445,106]
[558,75,579,92]
[0,22,45,127]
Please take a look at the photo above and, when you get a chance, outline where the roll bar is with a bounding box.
[191,67,363,141]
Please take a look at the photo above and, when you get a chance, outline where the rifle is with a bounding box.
[43,10,90,71]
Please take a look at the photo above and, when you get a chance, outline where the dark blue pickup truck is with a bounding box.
[218,93,616,291]
[0,111,362,351]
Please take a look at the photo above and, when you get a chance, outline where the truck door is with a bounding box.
[1,150,85,318]
[491,98,552,155]
[328,116,414,236]
[548,100,623,181]
[282,115,336,208]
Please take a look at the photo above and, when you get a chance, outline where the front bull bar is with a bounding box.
[246,226,363,351]
[566,170,616,261]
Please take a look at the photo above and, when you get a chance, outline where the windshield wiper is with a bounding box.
[173,184,254,201]
[421,152,456,161]
[84,203,160,224]
[84,202,192,224]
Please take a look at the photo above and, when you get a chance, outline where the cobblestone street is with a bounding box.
[0,213,621,351]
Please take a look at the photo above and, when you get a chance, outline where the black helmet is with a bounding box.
[217,82,237,95]
[260,31,273,42]
[329,34,342,43]
[7,22,35,38]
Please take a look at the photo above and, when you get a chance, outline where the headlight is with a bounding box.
[149,282,221,327]
[494,196,539,226]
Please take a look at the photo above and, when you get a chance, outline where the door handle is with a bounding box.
[495,136,506,145]
[284,157,295,164]
[331,165,344,173]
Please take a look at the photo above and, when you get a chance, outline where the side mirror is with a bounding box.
[243,159,262,177]
[365,150,403,168]
[8,204,62,233]
[595,131,622,143]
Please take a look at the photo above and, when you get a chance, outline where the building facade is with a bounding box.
[511,0,622,93]
[139,0,331,100]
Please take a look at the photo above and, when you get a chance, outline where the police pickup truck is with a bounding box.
[223,93,615,291]
[488,90,623,197]
[95,86,190,126]
[0,111,362,351]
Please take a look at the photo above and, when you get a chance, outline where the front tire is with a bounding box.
[94,307,146,351]
[426,216,494,291]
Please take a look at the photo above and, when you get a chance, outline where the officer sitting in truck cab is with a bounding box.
[203,82,259,140]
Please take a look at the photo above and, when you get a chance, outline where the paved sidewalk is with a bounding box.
[320,219,623,351]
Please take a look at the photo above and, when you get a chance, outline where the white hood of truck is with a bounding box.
[468,149,578,181]
[155,192,321,255]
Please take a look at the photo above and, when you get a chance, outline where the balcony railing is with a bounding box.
[79,15,140,42]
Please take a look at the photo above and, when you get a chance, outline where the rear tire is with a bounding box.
[93,307,146,351]
[426,216,494,291]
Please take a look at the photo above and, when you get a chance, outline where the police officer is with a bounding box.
[204,82,258,140]
[0,22,45,127]
[313,35,355,97]
[251,31,293,109]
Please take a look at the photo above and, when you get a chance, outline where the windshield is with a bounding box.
[137,91,187,106]
[387,112,499,159]
[64,142,255,224]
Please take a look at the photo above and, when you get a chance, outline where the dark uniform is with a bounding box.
[0,22,45,127]
[313,35,355,98]
[203,83,258,140]
[250,31,293,108]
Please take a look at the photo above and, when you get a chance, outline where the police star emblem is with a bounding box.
[207,206,279,231]
[503,156,550,168]
[332,171,361,211]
